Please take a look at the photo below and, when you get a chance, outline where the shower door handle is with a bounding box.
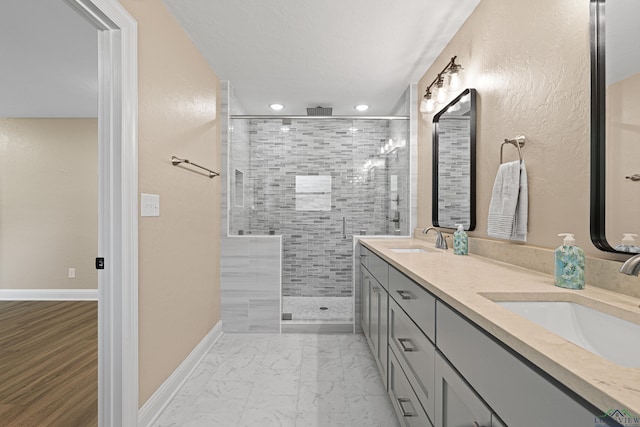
[342,217,347,239]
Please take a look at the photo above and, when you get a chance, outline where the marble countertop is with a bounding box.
[360,238,640,416]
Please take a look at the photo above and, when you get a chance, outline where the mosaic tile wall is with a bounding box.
[437,117,471,227]
[230,118,409,297]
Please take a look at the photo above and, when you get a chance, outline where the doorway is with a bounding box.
[0,0,138,425]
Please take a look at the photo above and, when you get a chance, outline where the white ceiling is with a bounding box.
[0,1,481,118]
[0,0,98,118]
[162,0,481,116]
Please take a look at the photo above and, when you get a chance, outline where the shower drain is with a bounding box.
[319,307,329,310]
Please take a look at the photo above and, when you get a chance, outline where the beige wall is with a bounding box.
[417,0,618,258]
[0,118,98,289]
[118,0,221,405]
[606,73,640,244]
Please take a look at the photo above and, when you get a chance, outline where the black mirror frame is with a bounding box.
[432,88,477,231]
[590,0,618,252]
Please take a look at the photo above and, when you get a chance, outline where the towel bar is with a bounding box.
[171,156,219,178]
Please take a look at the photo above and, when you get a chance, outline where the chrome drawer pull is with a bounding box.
[372,287,380,294]
[397,398,417,417]
[398,338,416,352]
[396,290,411,300]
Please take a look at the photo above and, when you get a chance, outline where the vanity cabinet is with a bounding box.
[388,348,433,427]
[434,351,493,427]
[357,245,609,427]
[360,268,371,341]
[436,302,601,427]
[389,298,436,423]
[359,246,389,388]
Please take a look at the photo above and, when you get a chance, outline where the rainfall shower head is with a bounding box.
[306,106,332,116]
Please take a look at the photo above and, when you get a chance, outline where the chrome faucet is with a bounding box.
[422,227,448,250]
[620,254,640,276]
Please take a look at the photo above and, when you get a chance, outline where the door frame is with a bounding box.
[65,1,138,425]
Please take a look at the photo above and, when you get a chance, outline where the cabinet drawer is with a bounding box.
[389,267,435,341]
[389,299,435,424]
[388,349,434,427]
[436,301,601,427]
[368,251,389,291]
[435,351,492,427]
[359,245,369,269]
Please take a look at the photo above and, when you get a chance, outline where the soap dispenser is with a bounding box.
[614,233,640,253]
[554,233,585,290]
[453,224,468,255]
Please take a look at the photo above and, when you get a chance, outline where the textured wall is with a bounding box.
[118,0,221,406]
[0,118,97,290]
[417,0,613,257]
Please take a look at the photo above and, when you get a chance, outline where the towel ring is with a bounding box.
[500,135,526,163]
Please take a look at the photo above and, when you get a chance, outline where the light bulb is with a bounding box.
[420,98,429,113]
[425,98,435,113]
[436,85,448,104]
[449,72,461,90]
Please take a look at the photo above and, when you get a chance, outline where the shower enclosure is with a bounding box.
[227,116,410,332]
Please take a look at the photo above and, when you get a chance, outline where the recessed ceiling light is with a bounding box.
[269,103,284,111]
[354,104,369,112]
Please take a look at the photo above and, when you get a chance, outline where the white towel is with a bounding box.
[487,160,528,241]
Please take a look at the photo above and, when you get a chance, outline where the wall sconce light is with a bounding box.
[419,56,464,114]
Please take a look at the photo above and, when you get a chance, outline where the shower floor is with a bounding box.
[282,296,353,322]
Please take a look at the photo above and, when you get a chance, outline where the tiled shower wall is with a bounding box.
[437,117,471,227]
[229,118,409,297]
[221,82,281,333]
[387,119,410,234]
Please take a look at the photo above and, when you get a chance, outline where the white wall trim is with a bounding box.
[137,321,223,427]
[65,1,139,426]
[0,289,99,301]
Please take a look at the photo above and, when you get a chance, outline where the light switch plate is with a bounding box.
[141,193,160,217]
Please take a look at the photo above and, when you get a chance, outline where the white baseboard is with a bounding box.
[138,320,224,427]
[0,289,99,301]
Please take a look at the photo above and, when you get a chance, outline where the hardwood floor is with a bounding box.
[0,301,97,427]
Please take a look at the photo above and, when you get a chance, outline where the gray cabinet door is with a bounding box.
[389,349,434,427]
[361,269,371,341]
[389,299,435,422]
[370,278,380,355]
[435,352,492,427]
[369,279,388,388]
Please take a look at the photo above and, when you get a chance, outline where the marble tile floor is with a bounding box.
[154,333,400,427]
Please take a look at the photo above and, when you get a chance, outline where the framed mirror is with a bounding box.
[432,88,476,230]
[590,0,640,253]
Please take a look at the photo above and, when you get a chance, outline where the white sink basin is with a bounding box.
[390,247,437,254]
[497,301,640,368]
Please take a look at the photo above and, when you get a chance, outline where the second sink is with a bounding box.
[496,300,640,368]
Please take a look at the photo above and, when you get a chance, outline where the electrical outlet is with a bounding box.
[68,268,76,279]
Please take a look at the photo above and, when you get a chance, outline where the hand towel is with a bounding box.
[487,160,528,241]
[512,161,528,241]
